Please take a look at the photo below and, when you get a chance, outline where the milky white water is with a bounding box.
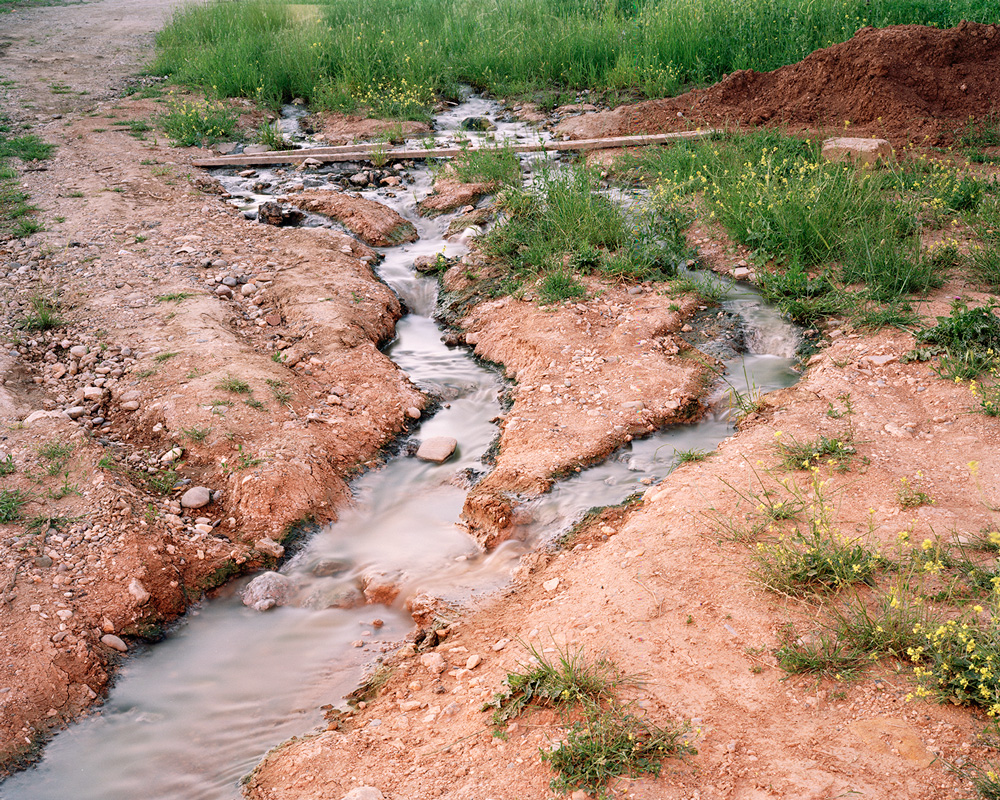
[1,97,801,800]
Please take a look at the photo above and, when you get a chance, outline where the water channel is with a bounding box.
[1,96,801,800]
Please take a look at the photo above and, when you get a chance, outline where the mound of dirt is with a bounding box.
[557,22,1000,144]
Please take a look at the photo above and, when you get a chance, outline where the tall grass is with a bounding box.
[155,0,1000,114]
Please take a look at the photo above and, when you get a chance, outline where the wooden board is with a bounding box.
[190,130,719,168]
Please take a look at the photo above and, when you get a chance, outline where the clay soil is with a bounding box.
[555,22,1000,146]
[0,6,999,800]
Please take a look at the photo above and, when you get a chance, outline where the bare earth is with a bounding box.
[0,4,999,800]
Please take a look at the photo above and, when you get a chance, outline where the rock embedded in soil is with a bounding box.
[340,788,385,800]
[180,486,212,510]
[100,634,128,653]
[415,436,457,463]
[255,537,285,559]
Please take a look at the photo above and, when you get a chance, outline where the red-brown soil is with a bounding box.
[556,22,1000,145]
[284,191,419,247]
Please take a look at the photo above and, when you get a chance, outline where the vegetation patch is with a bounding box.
[0,114,54,238]
[486,645,693,797]
[154,0,999,113]
[481,165,691,301]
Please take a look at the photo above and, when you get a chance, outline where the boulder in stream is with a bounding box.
[415,436,457,463]
[241,571,295,612]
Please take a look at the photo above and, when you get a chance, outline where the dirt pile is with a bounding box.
[557,22,1000,143]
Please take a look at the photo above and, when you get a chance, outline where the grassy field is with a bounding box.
[154,0,1000,117]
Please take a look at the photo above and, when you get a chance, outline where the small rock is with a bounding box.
[65,406,86,420]
[415,436,457,463]
[241,283,257,297]
[180,486,212,509]
[83,386,103,401]
[69,345,88,358]
[340,788,385,800]
[160,446,183,464]
[405,406,421,420]
[101,634,128,653]
[492,638,510,652]
[34,555,53,568]
[733,267,751,280]
[543,577,560,592]
[215,285,233,298]
[121,400,140,412]
[241,571,294,612]
[420,652,446,674]
[255,537,285,559]
[128,578,150,605]
[821,137,893,166]
[466,654,482,670]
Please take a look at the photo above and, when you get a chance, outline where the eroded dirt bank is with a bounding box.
[246,282,1000,800]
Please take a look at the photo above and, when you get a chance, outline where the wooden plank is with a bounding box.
[190,130,718,168]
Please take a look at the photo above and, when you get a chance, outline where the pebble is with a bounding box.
[466,654,482,670]
[492,638,510,652]
[543,577,560,592]
[65,406,86,420]
[405,406,421,420]
[101,634,128,653]
[128,578,150,605]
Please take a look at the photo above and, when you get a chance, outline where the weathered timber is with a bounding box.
[191,130,719,168]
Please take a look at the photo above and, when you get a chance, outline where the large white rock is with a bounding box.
[415,436,457,463]
[241,571,295,612]
[821,137,892,166]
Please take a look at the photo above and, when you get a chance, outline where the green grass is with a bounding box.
[452,145,521,186]
[16,296,64,331]
[154,0,1000,115]
[0,454,14,476]
[0,489,29,523]
[775,431,856,471]
[216,374,251,393]
[0,117,55,238]
[628,131,998,322]
[37,441,73,476]
[182,425,212,442]
[485,645,693,797]
[159,95,237,146]
[482,165,691,298]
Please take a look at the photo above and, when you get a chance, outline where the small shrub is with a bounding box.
[774,629,864,678]
[775,431,856,472]
[160,95,237,147]
[897,474,933,509]
[542,705,693,797]
[17,295,63,331]
[908,616,1000,715]
[182,426,212,442]
[216,375,251,394]
[751,529,882,596]
[0,454,14,475]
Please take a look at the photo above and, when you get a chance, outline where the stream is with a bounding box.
[1,96,802,800]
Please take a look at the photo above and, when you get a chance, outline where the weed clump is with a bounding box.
[486,645,693,797]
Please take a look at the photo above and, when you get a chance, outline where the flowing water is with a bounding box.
[1,97,802,800]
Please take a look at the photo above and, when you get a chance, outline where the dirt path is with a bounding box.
[0,0,180,121]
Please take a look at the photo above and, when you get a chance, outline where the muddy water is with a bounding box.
[1,98,800,800]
